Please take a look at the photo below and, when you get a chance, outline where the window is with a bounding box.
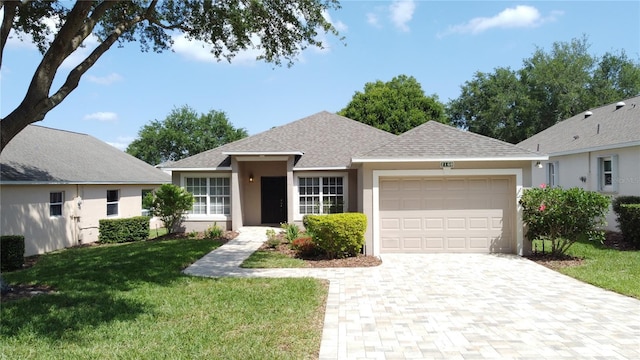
[185,177,230,215]
[141,189,153,216]
[299,176,344,215]
[107,190,119,216]
[547,162,558,187]
[50,192,64,217]
[598,155,618,192]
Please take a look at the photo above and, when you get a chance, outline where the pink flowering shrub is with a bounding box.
[520,186,609,256]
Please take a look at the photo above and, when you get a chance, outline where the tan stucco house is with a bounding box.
[518,96,640,231]
[0,125,170,256]
[167,112,545,256]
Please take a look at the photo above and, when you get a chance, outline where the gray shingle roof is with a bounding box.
[518,95,640,155]
[1,125,171,184]
[169,111,398,169]
[354,121,543,161]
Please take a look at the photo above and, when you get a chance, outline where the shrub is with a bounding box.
[1,235,25,271]
[144,184,194,234]
[616,204,640,248]
[520,185,610,256]
[265,228,280,248]
[206,223,223,239]
[99,216,151,244]
[303,213,367,259]
[291,236,318,257]
[281,223,300,243]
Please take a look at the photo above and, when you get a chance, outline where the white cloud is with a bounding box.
[86,73,123,85]
[107,136,135,151]
[323,10,348,33]
[172,34,262,66]
[438,5,562,38]
[83,112,118,122]
[389,0,416,32]
[366,13,381,28]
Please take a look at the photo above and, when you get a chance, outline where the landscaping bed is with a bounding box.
[257,241,382,268]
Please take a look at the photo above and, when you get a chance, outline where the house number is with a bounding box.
[440,161,454,168]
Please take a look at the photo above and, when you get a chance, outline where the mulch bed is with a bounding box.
[258,241,382,268]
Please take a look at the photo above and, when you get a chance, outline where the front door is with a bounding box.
[261,177,287,224]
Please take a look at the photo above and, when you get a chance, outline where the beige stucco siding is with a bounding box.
[532,145,640,231]
[1,184,153,256]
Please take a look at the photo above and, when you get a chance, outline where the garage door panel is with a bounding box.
[379,176,514,253]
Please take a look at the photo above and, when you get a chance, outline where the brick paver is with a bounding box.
[184,227,640,359]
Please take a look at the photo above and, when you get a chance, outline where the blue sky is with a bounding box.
[2,1,639,150]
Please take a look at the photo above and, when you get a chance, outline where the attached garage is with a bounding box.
[378,176,515,253]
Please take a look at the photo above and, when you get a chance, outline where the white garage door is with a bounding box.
[379,176,514,253]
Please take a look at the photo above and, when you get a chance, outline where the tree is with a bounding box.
[143,183,194,234]
[448,37,640,143]
[127,105,247,165]
[0,0,341,152]
[338,74,447,134]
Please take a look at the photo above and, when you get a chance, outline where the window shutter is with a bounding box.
[553,161,559,187]
[597,157,603,191]
[611,154,619,193]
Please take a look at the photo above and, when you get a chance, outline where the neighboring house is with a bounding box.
[167,111,545,256]
[1,125,171,256]
[518,96,640,231]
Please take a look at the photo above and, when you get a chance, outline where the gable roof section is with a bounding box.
[169,111,398,169]
[1,125,171,184]
[353,121,544,162]
[518,95,640,155]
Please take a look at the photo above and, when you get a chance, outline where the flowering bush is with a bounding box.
[520,185,610,256]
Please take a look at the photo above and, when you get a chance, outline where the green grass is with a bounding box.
[533,239,640,299]
[241,250,307,268]
[1,239,327,359]
[148,227,168,239]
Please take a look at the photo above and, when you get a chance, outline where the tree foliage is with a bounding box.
[338,74,447,134]
[127,105,247,165]
[143,183,194,234]
[448,37,640,143]
[0,0,341,152]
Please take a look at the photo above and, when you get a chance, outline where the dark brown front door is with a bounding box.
[261,176,287,224]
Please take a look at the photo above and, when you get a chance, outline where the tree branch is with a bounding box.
[0,0,18,70]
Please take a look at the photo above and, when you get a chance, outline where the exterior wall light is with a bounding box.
[535,161,543,168]
[249,174,254,183]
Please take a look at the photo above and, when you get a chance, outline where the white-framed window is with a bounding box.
[297,175,346,216]
[546,162,559,187]
[107,190,119,216]
[50,191,64,217]
[598,155,618,193]
[184,176,231,216]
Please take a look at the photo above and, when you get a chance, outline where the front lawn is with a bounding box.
[533,238,640,299]
[1,239,327,359]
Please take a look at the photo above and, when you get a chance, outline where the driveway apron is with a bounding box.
[184,228,640,359]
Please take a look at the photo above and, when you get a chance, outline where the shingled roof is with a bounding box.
[517,95,640,155]
[353,121,544,161]
[1,125,170,184]
[169,111,398,169]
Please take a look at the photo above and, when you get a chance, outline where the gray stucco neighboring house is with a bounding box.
[518,96,640,231]
[1,125,170,255]
[167,111,545,256]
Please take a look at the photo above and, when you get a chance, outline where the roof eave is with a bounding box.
[546,140,640,157]
[222,151,304,156]
[164,167,232,172]
[351,156,548,163]
[0,180,170,185]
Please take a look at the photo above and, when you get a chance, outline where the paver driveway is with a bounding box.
[185,228,640,359]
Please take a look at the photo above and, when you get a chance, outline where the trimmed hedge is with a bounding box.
[1,235,25,271]
[303,213,367,259]
[612,196,640,215]
[99,216,151,244]
[617,204,640,248]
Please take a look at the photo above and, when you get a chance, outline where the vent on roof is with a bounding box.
[584,111,593,118]
[573,135,579,140]
[616,101,626,109]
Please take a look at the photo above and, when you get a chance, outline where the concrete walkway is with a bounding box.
[184,227,640,359]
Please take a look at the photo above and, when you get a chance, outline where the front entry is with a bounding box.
[261,176,287,224]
